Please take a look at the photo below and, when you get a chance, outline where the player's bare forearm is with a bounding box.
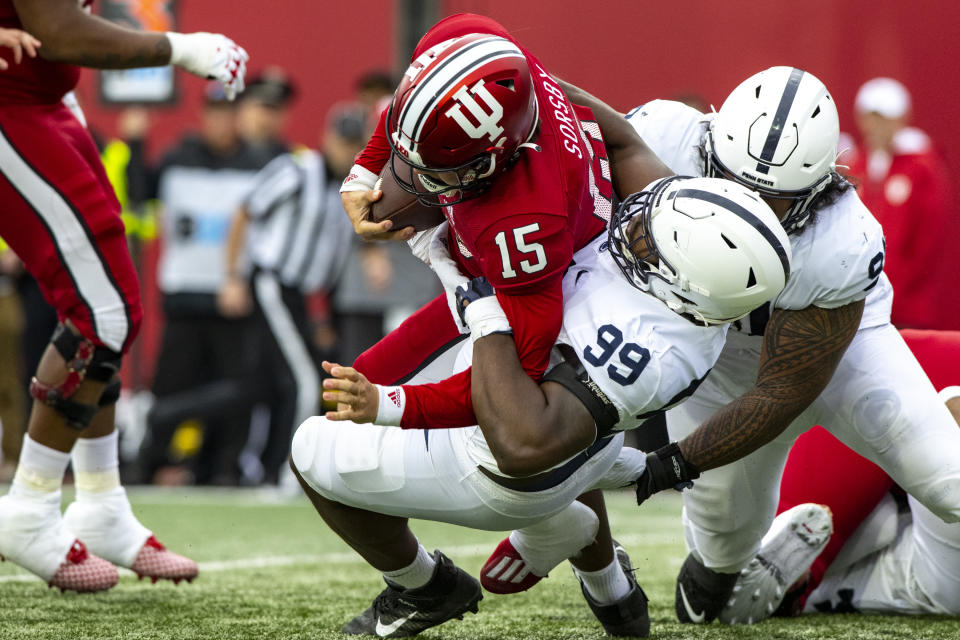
[472,333,596,476]
[679,300,864,470]
[557,79,672,195]
[224,208,250,277]
[14,0,170,68]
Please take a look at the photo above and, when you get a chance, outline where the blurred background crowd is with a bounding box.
[0,0,956,488]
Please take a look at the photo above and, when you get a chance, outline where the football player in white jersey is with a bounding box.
[588,66,960,624]
[289,176,791,638]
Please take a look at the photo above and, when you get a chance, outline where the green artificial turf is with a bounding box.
[0,487,957,639]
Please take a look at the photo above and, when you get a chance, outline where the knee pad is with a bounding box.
[290,416,324,475]
[510,501,600,576]
[920,477,960,524]
[29,324,123,429]
[98,378,123,407]
[851,387,904,444]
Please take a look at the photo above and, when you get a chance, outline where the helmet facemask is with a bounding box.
[608,176,792,326]
[387,130,496,207]
[607,177,714,324]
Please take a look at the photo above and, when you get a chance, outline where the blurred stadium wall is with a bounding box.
[72,0,959,181]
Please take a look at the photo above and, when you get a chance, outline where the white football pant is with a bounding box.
[668,323,960,592]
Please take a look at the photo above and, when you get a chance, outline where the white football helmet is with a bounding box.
[705,66,839,234]
[608,176,792,325]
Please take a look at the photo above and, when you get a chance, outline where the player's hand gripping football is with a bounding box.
[634,442,701,506]
[341,190,416,242]
[321,361,380,423]
[0,28,40,70]
[166,32,248,100]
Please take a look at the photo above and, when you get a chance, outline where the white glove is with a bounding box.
[167,32,248,100]
[428,222,470,332]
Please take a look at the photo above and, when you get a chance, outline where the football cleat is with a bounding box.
[480,537,543,594]
[130,535,198,584]
[342,550,481,638]
[675,554,739,624]
[578,541,650,637]
[63,487,198,584]
[0,492,118,592]
[719,503,833,624]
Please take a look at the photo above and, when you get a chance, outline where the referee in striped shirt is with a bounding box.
[219,106,361,484]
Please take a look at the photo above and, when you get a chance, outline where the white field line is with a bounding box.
[0,534,685,584]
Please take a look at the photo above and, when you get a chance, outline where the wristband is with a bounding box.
[940,385,960,404]
[165,32,189,67]
[375,385,405,426]
[463,297,512,343]
[340,164,379,193]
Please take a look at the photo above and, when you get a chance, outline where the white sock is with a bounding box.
[72,430,121,496]
[382,544,436,590]
[10,435,70,499]
[574,548,632,605]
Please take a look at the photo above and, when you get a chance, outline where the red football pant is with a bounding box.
[0,102,141,353]
[353,293,464,384]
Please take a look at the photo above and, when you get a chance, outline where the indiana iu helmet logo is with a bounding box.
[445,81,505,143]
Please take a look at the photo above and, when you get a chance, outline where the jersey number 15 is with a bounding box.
[494,223,547,279]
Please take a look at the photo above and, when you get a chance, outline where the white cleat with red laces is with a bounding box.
[0,492,118,592]
[63,487,198,584]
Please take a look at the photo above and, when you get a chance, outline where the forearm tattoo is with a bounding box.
[681,300,864,471]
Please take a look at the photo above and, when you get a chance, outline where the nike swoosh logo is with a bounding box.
[375,613,417,637]
[679,583,706,623]
[575,269,588,285]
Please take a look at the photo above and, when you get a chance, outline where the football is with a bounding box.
[368,168,445,232]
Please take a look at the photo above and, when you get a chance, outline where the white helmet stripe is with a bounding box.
[675,188,791,277]
[398,37,525,156]
[398,36,491,138]
[755,67,805,173]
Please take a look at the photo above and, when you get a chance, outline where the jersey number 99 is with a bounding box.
[582,324,650,386]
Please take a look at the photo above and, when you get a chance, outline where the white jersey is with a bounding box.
[626,100,892,350]
[556,236,729,431]
[460,235,728,472]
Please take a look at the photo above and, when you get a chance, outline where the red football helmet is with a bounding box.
[387,33,539,206]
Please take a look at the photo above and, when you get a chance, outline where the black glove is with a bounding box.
[455,276,496,325]
[635,442,701,506]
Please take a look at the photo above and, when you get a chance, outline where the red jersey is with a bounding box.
[356,14,611,428]
[0,0,82,104]
[846,127,959,330]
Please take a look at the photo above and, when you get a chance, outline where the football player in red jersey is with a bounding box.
[292,12,669,638]
[335,12,668,430]
[0,0,246,593]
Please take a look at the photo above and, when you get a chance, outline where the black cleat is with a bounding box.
[578,541,650,637]
[343,550,482,638]
[675,553,739,624]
